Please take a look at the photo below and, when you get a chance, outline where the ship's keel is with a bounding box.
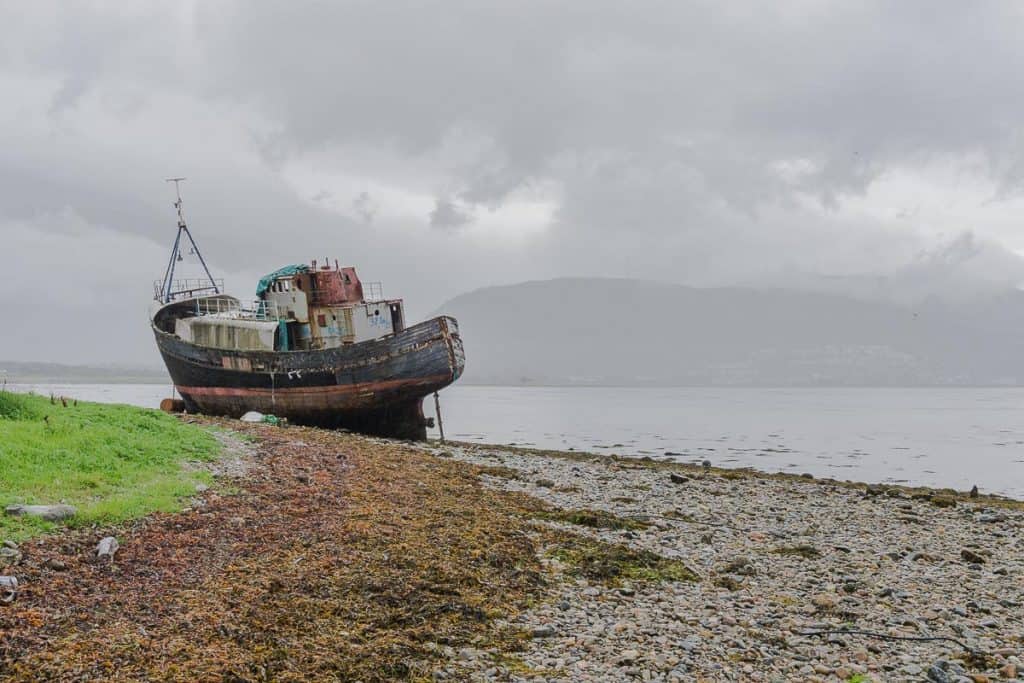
[330,399,429,441]
[178,391,429,440]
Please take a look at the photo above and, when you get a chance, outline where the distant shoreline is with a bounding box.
[3,377,171,385]
[0,362,169,386]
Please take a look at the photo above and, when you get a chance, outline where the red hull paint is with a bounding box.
[177,374,451,400]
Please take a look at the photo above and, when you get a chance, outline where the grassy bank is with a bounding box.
[1,421,559,680]
[0,391,219,540]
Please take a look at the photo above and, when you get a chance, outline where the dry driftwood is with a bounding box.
[4,504,77,522]
[0,575,17,603]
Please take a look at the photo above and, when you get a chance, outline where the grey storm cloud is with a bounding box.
[429,198,472,231]
[193,2,1024,200]
[3,0,1024,364]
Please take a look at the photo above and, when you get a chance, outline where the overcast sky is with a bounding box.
[4,1,1024,365]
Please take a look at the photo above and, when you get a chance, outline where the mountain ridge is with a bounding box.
[432,278,1024,386]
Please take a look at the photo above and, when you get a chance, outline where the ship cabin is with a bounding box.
[259,260,405,351]
[157,260,405,353]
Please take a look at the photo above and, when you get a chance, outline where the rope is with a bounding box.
[797,628,978,653]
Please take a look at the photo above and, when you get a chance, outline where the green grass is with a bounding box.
[551,538,700,585]
[0,391,220,541]
[0,391,43,420]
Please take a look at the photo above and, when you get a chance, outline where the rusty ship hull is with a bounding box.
[153,311,464,440]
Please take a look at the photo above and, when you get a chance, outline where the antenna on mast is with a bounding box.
[166,177,188,229]
[158,177,220,303]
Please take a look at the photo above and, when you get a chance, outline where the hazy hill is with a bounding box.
[432,278,1024,386]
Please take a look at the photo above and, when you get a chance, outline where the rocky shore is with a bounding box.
[422,442,1024,683]
[3,416,1022,682]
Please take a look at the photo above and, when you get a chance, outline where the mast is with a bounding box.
[160,178,220,303]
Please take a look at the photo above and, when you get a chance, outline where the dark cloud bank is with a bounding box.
[3,1,1024,378]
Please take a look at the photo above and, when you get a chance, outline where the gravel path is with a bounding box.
[426,443,1024,683]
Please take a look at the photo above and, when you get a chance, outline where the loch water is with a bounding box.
[9,383,1024,498]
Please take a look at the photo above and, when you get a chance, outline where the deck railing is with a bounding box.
[364,282,384,302]
[192,297,282,321]
[154,278,225,302]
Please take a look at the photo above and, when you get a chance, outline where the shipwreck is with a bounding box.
[150,181,464,439]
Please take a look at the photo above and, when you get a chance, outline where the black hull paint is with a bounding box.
[153,315,464,440]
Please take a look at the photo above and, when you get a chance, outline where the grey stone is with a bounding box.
[0,576,17,603]
[0,547,21,565]
[961,548,986,564]
[976,512,1005,523]
[4,504,77,522]
[96,536,119,559]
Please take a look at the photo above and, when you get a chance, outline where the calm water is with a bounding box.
[9,383,1024,498]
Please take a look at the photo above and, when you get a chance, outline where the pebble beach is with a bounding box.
[425,442,1024,683]
[4,413,1023,682]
